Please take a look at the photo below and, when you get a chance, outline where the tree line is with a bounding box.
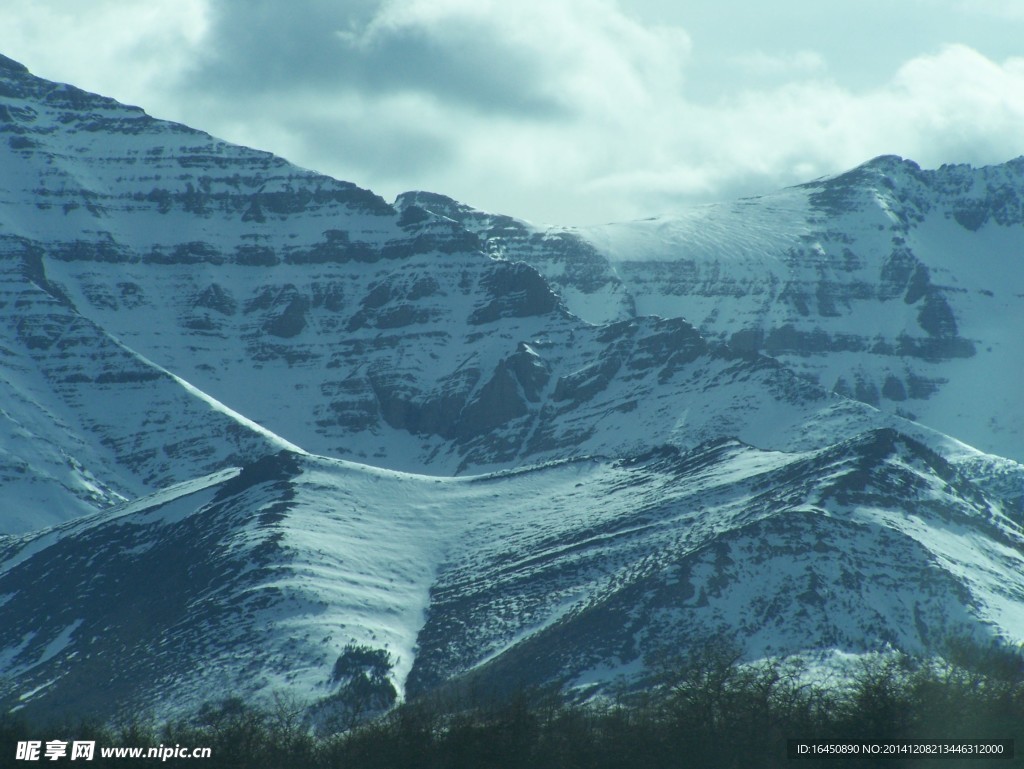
[3,638,1023,768]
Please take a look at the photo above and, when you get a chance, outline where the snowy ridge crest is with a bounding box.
[3,433,1024,721]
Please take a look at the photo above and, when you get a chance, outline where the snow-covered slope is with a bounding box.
[406,157,1024,464]
[2,432,1022,722]
[537,157,1024,463]
[0,239,298,531]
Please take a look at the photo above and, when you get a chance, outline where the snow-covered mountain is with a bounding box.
[1,50,972,527]
[418,158,1024,464]
[2,53,1024,722]
[3,432,1023,723]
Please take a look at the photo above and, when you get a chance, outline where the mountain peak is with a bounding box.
[858,153,919,172]
[0,52,29,74]
[808,154,925,195]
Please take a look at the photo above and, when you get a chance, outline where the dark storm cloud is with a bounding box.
[189,0,568,117]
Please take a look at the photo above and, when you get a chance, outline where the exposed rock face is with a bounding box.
[395,191,636,324]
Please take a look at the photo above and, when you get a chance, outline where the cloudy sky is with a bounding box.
[3,0,1024,225]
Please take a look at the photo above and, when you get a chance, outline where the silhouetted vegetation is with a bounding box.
[3,639,1023,767]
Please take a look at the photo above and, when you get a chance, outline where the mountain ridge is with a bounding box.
[4,428,1022,722]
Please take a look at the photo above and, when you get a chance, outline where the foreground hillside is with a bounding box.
[3,432,1024,722]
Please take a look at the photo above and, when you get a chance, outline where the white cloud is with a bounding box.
[886,44,1024,155]
[577,44,1024,219]
[0,1,207,114]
